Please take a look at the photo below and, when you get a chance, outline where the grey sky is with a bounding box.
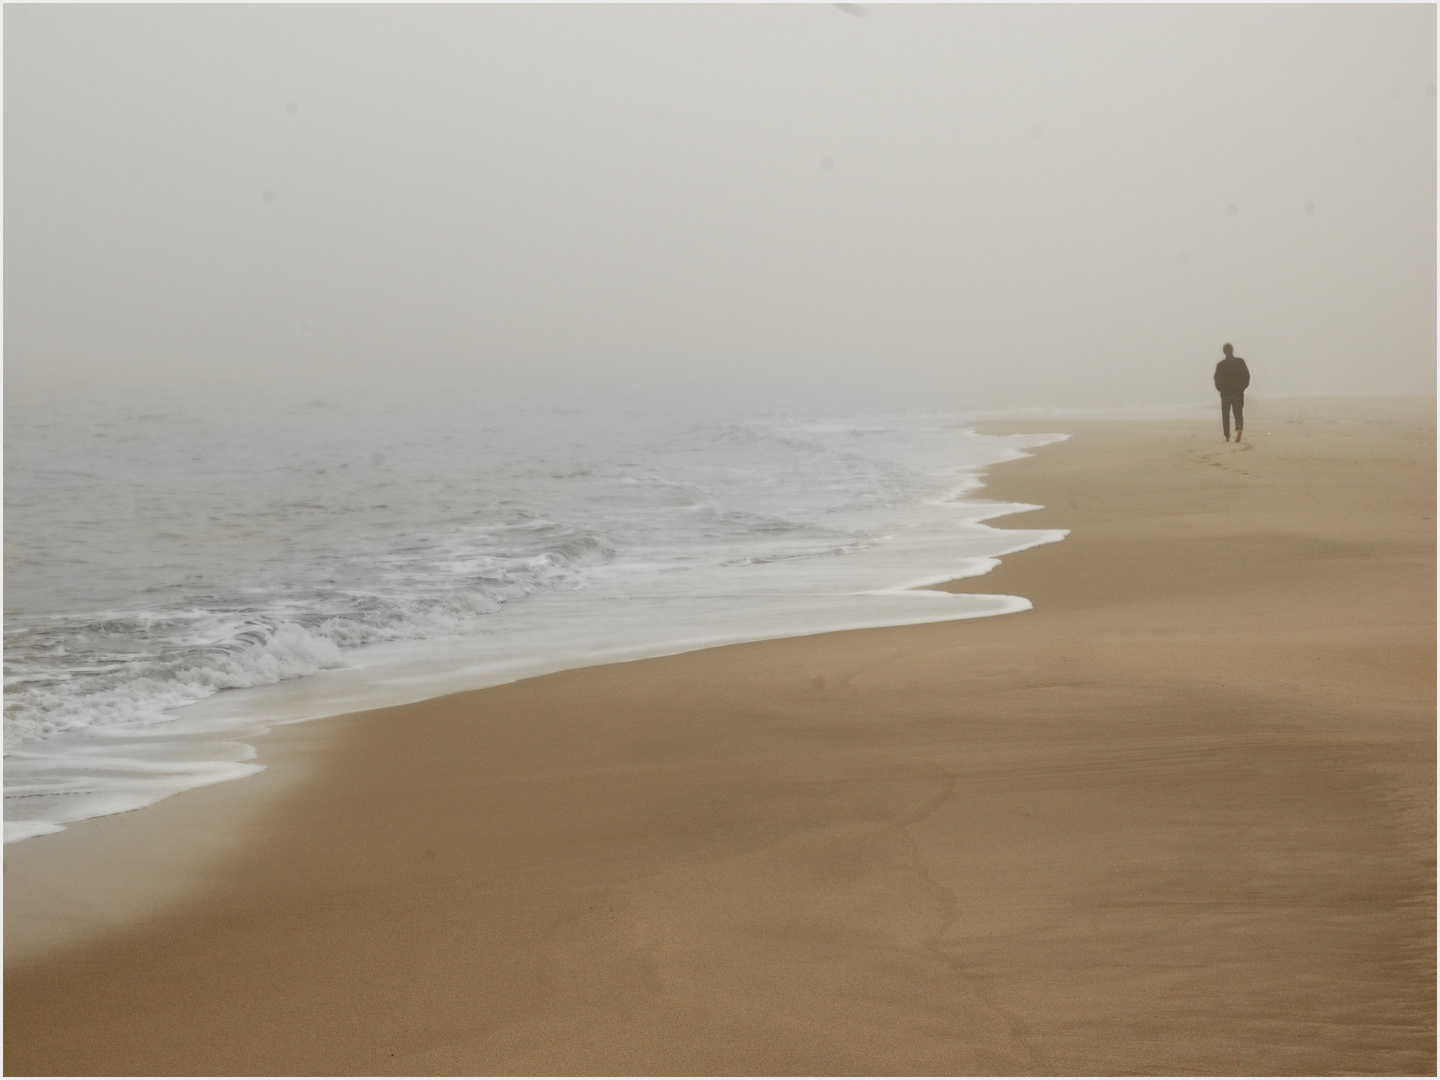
[5,4,1435,412]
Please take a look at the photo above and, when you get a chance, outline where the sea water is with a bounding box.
[4,391,1067,843]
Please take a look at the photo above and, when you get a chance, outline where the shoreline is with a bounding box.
[4,421,1067,964]
[6,397,1435,1074]
[4,421,1067,848]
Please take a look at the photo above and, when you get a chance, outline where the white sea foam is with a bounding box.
[5,395,1067,841]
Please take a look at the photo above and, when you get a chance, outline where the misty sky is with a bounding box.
[5,4,1436,413]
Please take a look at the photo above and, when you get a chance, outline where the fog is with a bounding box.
[5,4,1435,414]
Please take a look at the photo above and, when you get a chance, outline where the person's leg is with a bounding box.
[1220,396,1232,440]
[1233,393,1244,441]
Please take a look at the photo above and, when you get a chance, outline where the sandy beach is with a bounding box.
[5,398,1434,1075]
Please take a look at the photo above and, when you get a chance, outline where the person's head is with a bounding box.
[1222,343,1234,357]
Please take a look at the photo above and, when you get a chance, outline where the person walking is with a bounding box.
[1213,343,1250,442]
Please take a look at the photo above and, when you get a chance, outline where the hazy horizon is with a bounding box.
[6,4,1436,415]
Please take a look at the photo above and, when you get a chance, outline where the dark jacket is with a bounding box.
[1214,355,1250,394]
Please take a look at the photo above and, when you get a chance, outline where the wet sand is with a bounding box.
[5,397,1434,1075]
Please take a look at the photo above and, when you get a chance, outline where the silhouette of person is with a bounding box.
[1213,343,1250,442]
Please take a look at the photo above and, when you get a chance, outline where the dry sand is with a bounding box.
[5,397,1435,1075]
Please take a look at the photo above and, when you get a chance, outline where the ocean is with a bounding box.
[4,391,1067,843]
